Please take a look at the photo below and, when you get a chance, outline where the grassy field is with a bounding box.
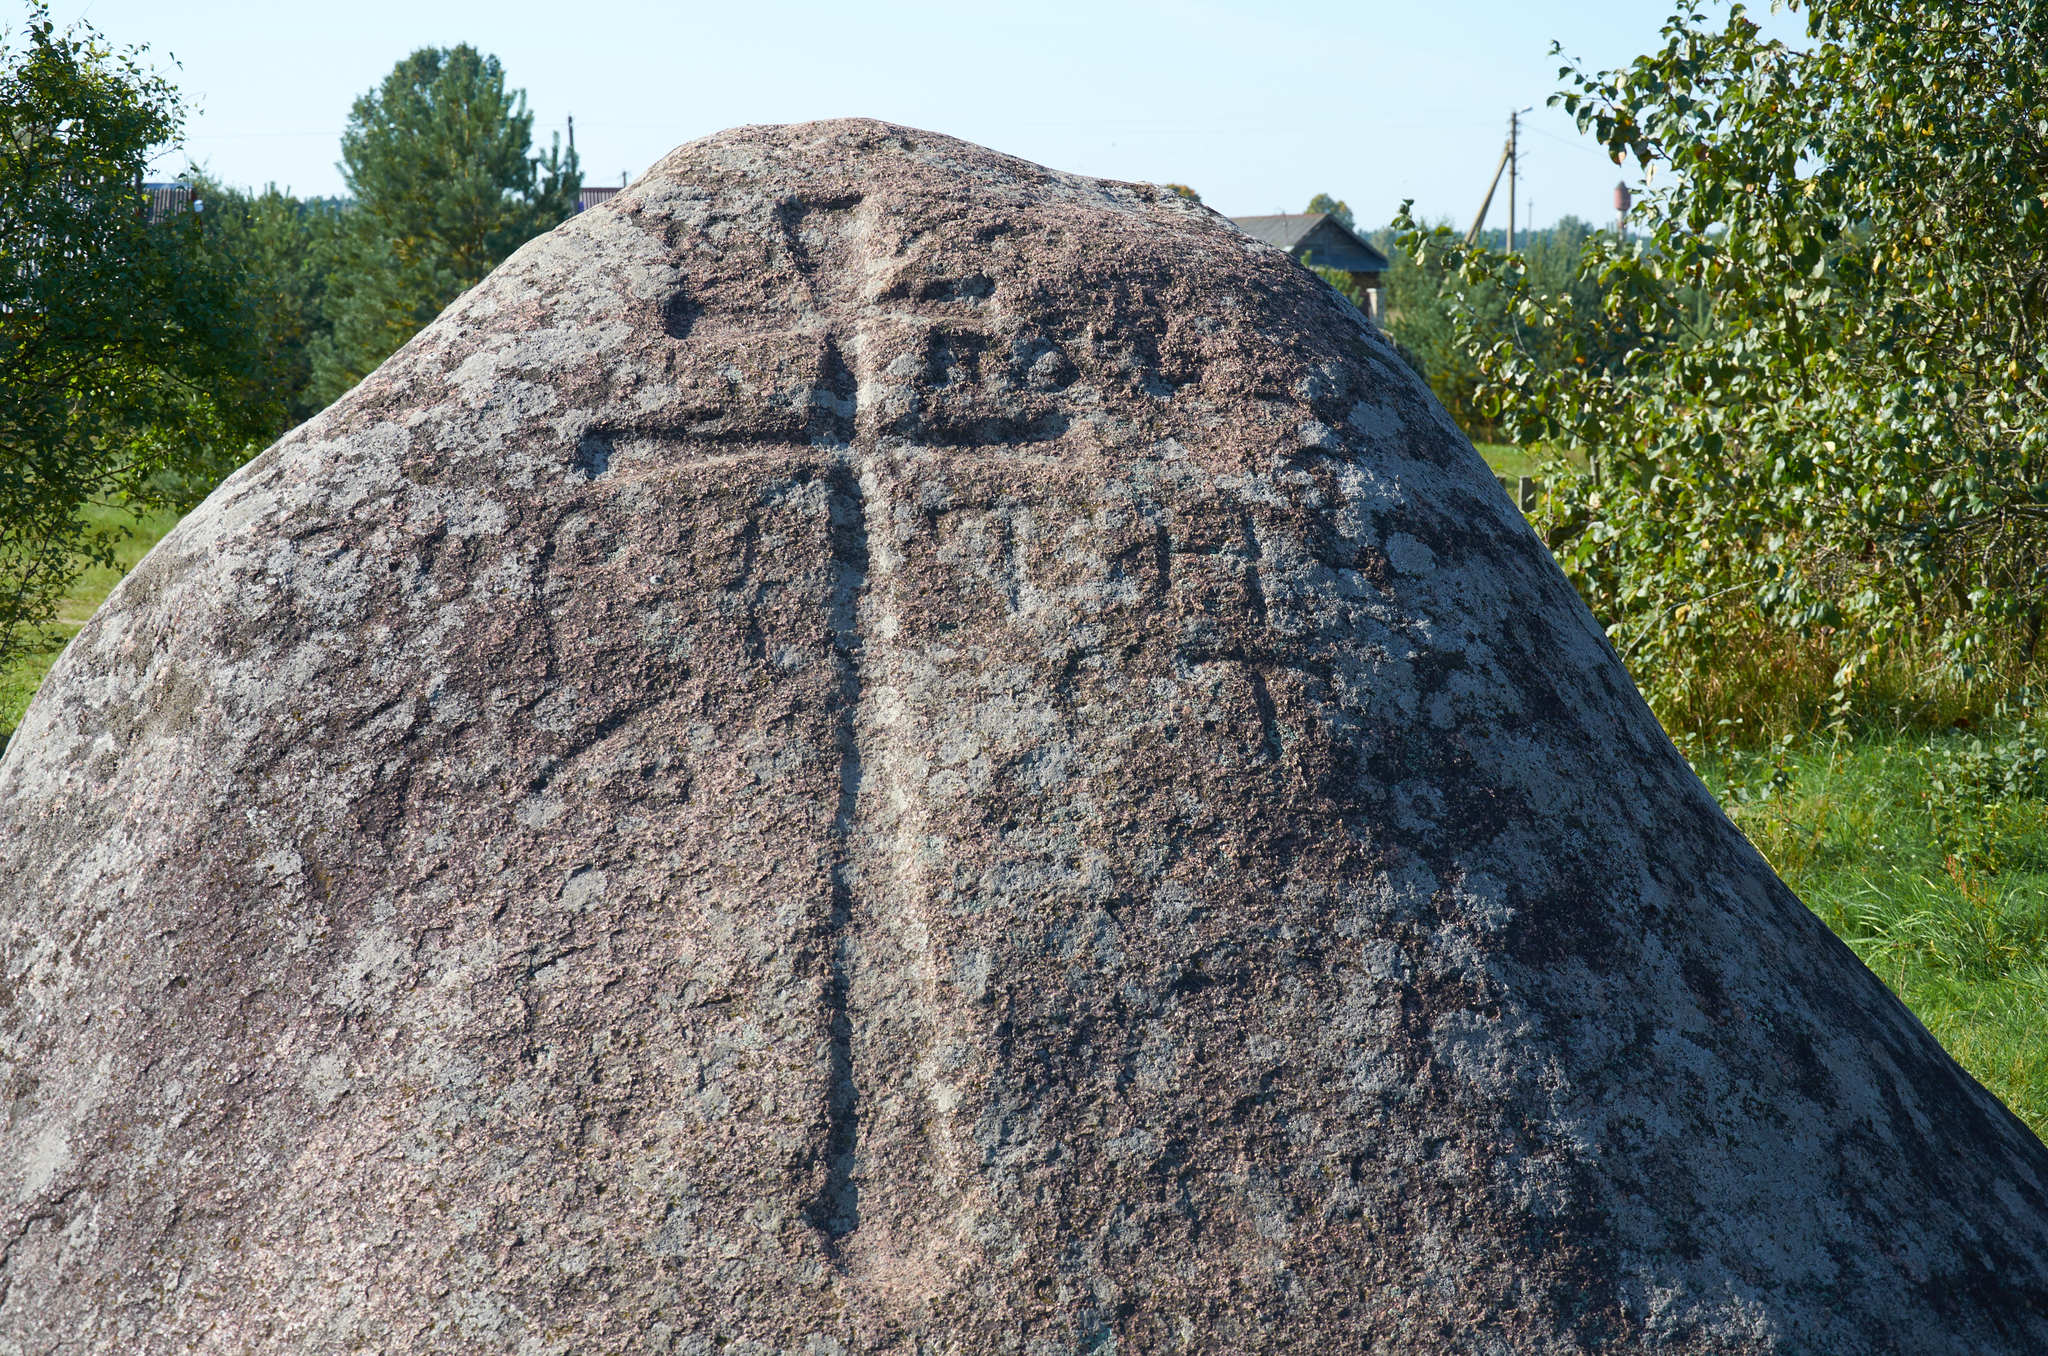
[0,504,181,747]
[5,493,2044,1141]
[1702,737,2048,1137]
[1476,441,1543,479]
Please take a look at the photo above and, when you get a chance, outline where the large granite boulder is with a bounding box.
[3,119,2045,1353]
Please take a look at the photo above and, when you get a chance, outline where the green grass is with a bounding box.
[0,503,181,746]
[1476,441,1543,479]
[1699,734,2048,1137]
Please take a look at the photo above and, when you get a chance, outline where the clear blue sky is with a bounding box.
[32,0,1800,231]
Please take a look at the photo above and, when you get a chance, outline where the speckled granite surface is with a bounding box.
[3,119,2045,1353]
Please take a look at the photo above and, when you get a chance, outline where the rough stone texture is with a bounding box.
[3,119,2046,1354]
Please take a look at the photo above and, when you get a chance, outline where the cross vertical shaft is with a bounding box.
[813,450,869,1251]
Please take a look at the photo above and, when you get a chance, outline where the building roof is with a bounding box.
[1231,212,1389,275]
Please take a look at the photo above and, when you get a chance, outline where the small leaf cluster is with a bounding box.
[1378,215,1635,443]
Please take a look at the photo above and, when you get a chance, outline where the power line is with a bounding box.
[1524,124,1618,160]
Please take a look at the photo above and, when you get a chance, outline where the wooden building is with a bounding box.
[142,181,195,224]
[1231,212,1389,323]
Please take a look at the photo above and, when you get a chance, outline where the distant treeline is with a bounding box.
[190,44,580,437]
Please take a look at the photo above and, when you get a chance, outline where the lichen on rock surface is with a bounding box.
[3,119,2045,1353]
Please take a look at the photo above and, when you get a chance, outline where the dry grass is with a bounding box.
[1655,616,2038,746]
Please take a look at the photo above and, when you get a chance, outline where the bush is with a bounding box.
[1401,0,2048,739]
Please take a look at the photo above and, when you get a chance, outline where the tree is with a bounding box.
[1400,0,2048,734]
[1366,217,1619,440]
[189,176,345,430]
[1306,192,1353,229]
[312,46,579,402]
[0,4,265,677]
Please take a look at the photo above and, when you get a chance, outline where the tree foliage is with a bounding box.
[0,5,265,674]
[1368,217,1616,439]
[312,45,579,401]
[190,177,345,431]
[1400,0,2048,734]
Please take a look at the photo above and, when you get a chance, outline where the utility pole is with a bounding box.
[1464,142,1511,247]
[1467,107,1533,250]
[1507,107,1530,253]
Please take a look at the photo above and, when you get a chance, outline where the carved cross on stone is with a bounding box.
[567,194,1074,1262]
[570,279,885,1258]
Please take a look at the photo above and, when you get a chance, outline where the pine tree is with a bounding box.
[311,45,578,401]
